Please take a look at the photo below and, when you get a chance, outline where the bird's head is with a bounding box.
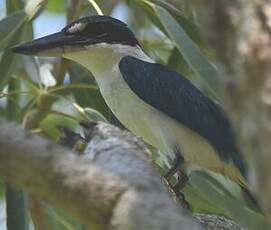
[12,16,149,74]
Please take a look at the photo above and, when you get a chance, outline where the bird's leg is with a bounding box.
[173,170,190,209]
[164,153,183,180]
[163,147,190,209]
[58,122,97,153]
[173,170,189,191]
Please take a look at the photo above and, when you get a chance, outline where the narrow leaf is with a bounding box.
[168,47,191,77]
[87,0,104,15]
[137,1,166,34]
[84,108,107,122]
[154,5,219,99]
[185,170,265,230]
[0,11,27,49]
[0,25,26,90]
[24,0,47,21]
[138,0,202,45]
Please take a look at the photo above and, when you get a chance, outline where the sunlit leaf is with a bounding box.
[84,107,107,122]
[40,63,56,87]
[40,113,79,139]
[87,0,104,15]
[24,0,47,21]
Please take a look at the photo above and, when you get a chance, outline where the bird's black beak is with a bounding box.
[11,31,84,57]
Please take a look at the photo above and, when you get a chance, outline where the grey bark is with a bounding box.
[195,214,245,230]
[0,119,201,229]
[0,119,243,229]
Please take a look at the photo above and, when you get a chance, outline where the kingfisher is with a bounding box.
[12,15,249,192]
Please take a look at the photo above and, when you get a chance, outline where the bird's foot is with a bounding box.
[164,173,190,209]
[163,153,190,209]
[58,121,97,153]
[58,127,86,152]
[164,153,183,180]
[173,172,190,210]
[173,171,189,191]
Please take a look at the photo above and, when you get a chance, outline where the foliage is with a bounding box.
[0,0,264,229]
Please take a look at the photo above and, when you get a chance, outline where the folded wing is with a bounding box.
[119,55,247,178]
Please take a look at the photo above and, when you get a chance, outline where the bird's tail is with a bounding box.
[222,164,263,214]
[240,185,264,214]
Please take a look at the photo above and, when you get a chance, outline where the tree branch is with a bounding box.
[0,118,244,229]
[0,119,202,229]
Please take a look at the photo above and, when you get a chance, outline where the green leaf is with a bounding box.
[83,108,107,122]
[0,11,27,49]
[24,0,47,20]
[168,47,191,77]
[153,5,219,99]
[144,0,183,16]
[137,1,166,34]
[40,113,79,139]
[0,25,26,91]
[17,98,37,122]
[44,204,82,230]
[184,170,265,230]
[0,18,34,91]
[138,0,202,45]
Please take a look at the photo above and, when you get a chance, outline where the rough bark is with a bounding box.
[191,0,271,225]
[195,214,245,230]
[0,118,244,229]
[0,119,201,229]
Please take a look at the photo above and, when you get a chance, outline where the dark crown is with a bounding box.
[62,16,140,47]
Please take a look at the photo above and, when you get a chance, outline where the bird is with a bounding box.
[12,15,249,197]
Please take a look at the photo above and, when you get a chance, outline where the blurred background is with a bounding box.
[0,0,270,229]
